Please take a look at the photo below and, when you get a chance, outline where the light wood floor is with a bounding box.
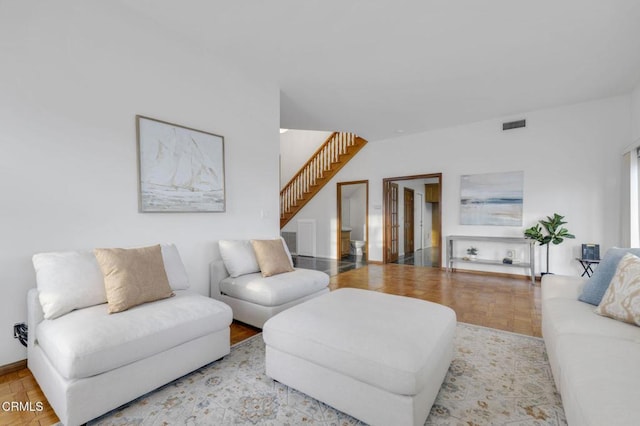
[330,264,542,337]
[0,264,540,425]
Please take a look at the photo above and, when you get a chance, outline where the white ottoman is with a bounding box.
[263,288,456,426]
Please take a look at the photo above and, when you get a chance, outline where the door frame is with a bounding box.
[383,173,443,265]
[337,180,369,260]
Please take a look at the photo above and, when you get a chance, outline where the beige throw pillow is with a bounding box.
[595,253,640,326]
[94,244,174,314]
[251,239,294,277]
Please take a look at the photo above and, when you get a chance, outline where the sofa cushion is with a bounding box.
[33,250,107,320]
[94,245,174,313]
[579,247,640,306]
[219,240,260,278]
[251,239,294,277]
[35,291,232,380]
[543,298,640,342]
[595,253,640,326]
[555,334,640,426]
[220,268,329,306]
[33,244,190,319]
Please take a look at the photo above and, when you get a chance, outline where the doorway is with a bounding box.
[384,182,400,263]
[415,192,425,250]
[337,180,369,261]
[383,173,442,267]
[403,187,415,254]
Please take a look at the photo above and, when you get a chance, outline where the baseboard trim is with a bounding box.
[0,359,27,377]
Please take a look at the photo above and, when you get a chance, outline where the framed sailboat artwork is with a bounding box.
[136,115,225,212]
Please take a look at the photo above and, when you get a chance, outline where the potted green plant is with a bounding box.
[524,213,575,275]
[466,247,478,261]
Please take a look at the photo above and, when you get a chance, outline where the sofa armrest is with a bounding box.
[27,288,43,348]
[210,260,230,299]
[541,274,588,301]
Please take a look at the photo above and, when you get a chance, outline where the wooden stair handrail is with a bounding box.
[280,132,367,228]
[280,131,338,192]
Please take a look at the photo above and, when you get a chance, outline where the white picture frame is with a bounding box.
[136,115,225,212]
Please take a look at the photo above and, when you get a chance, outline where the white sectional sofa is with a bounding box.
[28,244,233,426]
[541,274,640,425]
[210,238,330,328]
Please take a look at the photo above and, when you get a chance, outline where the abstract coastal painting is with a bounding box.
[460,171,523,226]
[137,116,225,212]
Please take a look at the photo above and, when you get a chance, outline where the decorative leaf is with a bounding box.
[524,224,544,243]
[523,213,574,247]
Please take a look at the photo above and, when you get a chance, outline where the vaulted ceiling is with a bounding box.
[122,0,640,141]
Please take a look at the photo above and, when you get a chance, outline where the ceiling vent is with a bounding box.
[502,119,526,131]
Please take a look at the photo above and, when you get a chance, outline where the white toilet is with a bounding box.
[349,224,367,257]
[350,240,366,257]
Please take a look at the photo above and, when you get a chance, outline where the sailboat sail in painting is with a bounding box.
[137,116,225,212]
[460,171,523,226]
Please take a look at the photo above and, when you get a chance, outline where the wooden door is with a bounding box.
[385,182,399,262]
[415,192,424,250]
[404,187,414,254]
[432,203,441,265]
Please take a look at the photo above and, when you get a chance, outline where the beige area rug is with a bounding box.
[88,323,566,425]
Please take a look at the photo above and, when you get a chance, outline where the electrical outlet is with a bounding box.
[14,322,28,347]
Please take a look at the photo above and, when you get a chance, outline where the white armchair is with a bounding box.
[210,238,330,328]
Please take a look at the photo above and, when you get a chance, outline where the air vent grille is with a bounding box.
[502,119,526,130]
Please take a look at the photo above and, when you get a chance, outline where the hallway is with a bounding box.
[393,248,439,267]
[293,254,367,276]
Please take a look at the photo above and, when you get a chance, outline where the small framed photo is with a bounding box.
[136,116,225,212]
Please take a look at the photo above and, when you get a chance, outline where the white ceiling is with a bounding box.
[121,0,640,141]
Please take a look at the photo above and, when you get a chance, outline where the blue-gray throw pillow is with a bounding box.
[579,247,640,305]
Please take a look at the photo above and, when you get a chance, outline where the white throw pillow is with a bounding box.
[161,243,190,290]
[33,250,107,319]
[33,244,189,319]
[279,236,294,268]
[219,240,260,277]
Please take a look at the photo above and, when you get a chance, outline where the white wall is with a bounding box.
[632,82,640,142]
[288,95,630,277]
[343,184,366,241]
[280,129,332,188]
[0,3,280,366]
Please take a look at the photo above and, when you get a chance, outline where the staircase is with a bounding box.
[280,132,367,228]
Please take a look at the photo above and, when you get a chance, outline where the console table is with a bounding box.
[446,235,536,283]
